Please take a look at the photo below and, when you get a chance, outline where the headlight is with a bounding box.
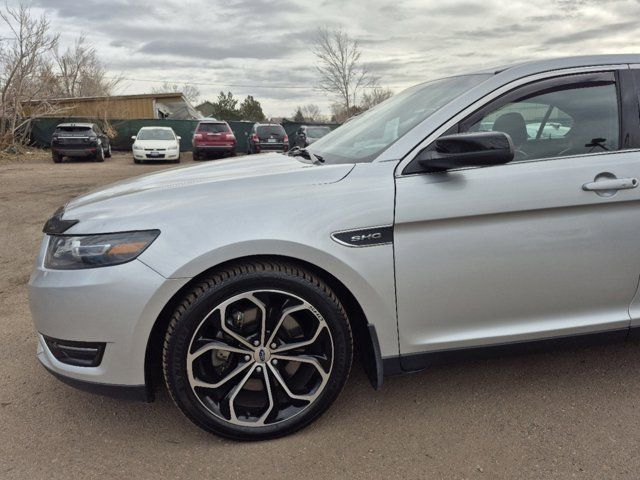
[45,230,160,270]
[168,145,178,151]
[133,143,144,150]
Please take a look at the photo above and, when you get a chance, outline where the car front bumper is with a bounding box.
[28,238,188,394]
[133,150,180,161]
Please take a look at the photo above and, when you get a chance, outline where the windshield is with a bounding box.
[308,74,491,164]
[306,127,331,138]
[137,129,175,140]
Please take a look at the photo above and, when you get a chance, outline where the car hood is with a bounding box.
[65,152,354,212]
[134,139,178,149]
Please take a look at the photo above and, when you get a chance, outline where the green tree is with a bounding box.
[292,107,305,122]
[238,95,265,122]
[211,91,240,121]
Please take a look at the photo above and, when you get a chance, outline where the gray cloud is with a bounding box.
[9,0,640,116]
[542,20,640,45]
[138,39,296,60]
[33,0,147,20]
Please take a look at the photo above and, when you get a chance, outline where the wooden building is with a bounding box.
[22,92,202,120]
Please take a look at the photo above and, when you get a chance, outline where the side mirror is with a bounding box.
[131,136,136,140]
[177,136,181,140]
[417,132,514,173]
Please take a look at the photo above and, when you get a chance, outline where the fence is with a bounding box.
[29,118,340,153]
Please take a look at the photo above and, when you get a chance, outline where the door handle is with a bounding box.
[582,177,638,192]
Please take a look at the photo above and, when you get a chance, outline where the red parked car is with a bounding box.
[192,121,236,160]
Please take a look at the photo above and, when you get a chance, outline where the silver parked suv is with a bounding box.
[29,55,640,440]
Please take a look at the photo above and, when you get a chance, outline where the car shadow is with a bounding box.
[39,337,640,446]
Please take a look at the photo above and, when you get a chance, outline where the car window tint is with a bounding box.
[56,126,91,133]
[306,127,331,137]
[466,80,619,162]
[198,123,229,133]
[257,126,285,136]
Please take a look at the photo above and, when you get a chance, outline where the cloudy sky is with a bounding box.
[5,0,640,116]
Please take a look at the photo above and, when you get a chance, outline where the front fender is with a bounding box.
[147,238,398,360]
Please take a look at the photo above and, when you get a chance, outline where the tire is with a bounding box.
[52,153,63,163]
[105,144,112,158]
[134,158,142,164]
[95,146,105,162]
[192,150,200,161]
[162,260,353,441]
[174,155,181,163]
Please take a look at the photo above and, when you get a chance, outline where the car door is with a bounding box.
[393,69,640,367]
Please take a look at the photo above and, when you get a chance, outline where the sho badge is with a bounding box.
[331,225,393,247]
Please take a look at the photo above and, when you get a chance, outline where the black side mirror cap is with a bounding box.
[417,131,515,173]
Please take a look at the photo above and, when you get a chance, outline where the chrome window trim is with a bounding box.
[393,64,630,178]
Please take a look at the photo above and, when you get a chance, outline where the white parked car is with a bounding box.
[131,126,181,163]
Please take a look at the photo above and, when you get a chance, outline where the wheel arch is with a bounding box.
[144,254,384,399]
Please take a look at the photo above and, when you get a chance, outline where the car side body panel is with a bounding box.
[394,151,640,355]
[60,158,400,360]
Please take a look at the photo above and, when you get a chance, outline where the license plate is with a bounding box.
[268,138,276,143]
[149,151,160,157]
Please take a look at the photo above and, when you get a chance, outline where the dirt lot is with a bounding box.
[2,151,640,479]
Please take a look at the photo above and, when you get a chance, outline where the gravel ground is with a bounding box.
[1,151,640,479]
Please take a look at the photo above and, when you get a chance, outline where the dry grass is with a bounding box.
[0,145,51,164]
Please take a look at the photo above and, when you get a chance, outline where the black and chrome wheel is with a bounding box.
[95,146,105,162]
[162,261,352,440]
[105,143,112,158]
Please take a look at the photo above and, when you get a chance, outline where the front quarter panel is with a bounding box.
[139,161,400,358]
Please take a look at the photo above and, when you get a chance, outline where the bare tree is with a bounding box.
[301,103,324,122]
[54,34,121,98]
[151,81,201,104]
[330,102,363,123]
[313,27,374,112]
[360,86,393,111]
[0,2,58,145]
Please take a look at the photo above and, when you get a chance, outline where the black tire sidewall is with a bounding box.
[164,270,352,440]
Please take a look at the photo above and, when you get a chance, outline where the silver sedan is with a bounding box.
[29,55,640,440]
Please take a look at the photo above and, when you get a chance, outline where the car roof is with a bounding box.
[139,126,173,130]
[469,54,640,77]
[404,54,640,96]
[198,120,227,124]
[56,122,94,128]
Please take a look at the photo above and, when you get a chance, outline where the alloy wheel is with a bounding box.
[185,289,334,427]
